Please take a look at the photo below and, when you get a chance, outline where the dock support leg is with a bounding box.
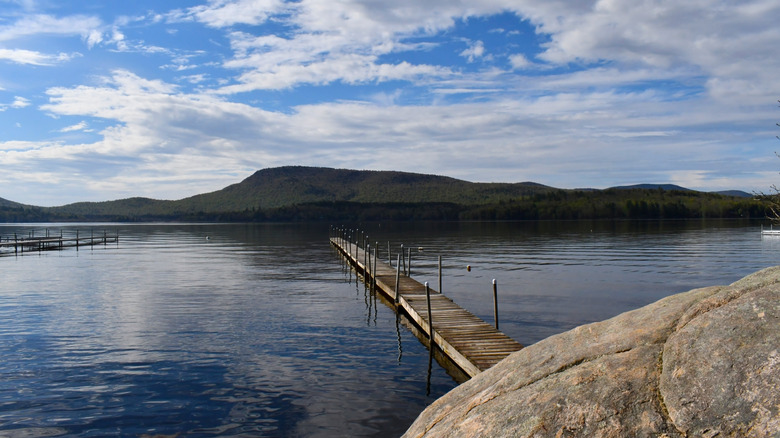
[425,282,433,343]
[372,244,378,292]
[394,254,401,304]
[493,279,499,330]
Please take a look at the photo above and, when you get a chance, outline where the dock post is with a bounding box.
[14,233,18,255]
[373,244,378,292]
[76,230,79,250]
[401,244,405,275]
[425,282,434,342]
[394,254,401,304]
[438,255,442,294]
[492,279,499,330]
[407,247,412,277]
[387,241,391,265]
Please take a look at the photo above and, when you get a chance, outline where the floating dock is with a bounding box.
[0,230,118,255]
[331,235,523,379]
[761,224,780,236]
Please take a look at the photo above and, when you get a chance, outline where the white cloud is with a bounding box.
[460,40,485,62]
[59,121,88,132]
[508,53,532,70]
[0,13,102,42]
[0,48,77,65]
[85,29,103,48]
[527,0,780,102]
[10,96,29,109]
[183,0,287,27]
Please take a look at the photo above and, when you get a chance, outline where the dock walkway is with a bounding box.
[331,236,523,378]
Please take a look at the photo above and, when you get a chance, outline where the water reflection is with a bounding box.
[1,223,455,437]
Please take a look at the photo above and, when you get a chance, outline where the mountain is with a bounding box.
[177,166,555,212]
[0,166,767,222]
[0,197,24,208]
[33,167,555,219]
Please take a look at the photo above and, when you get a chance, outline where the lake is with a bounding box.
[1,220,778,437]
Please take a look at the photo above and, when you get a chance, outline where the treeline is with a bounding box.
[0,188,768,222]
[459,189,767,221]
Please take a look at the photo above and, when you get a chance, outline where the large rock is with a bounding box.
[404,267,780,437]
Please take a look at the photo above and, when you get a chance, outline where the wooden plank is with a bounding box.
[330,237,523,379]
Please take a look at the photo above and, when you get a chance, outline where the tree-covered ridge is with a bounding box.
[0,166,769,222]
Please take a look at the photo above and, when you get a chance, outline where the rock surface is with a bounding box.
[403,266,780,438]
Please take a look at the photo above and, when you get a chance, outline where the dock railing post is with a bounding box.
[407,247,412,277]
[492,279,499,330]
[394,254,401,304]
[425,282,434,343]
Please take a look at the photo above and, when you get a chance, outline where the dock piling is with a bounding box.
[401,244,406,274]
[438,255,442,296]
[373,244,378,292]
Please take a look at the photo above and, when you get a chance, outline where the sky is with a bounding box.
[1,0,779,206]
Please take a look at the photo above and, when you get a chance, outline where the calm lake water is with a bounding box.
[1,220,779,437]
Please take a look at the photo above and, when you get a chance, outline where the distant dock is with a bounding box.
[761,224,780,236]
[0,229,118,255]
[330,230,523,379]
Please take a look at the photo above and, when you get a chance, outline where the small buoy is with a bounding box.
[206,236,210,240]
[467,265,471,272]
[417,247,424,252]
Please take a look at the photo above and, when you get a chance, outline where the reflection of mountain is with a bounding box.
[0,166,765,222]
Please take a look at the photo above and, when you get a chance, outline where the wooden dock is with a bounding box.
[330,235,523,379]
[0,230,118,255]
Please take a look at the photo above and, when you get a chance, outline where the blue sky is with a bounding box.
[1,0,779,206]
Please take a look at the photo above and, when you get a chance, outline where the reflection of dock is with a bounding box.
[0,230,118,255]
[330,235,523,379]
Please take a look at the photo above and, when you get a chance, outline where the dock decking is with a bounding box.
[331,236,523,378]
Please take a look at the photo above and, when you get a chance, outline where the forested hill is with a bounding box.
[0,166,769,222]
[180,166,554,211]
